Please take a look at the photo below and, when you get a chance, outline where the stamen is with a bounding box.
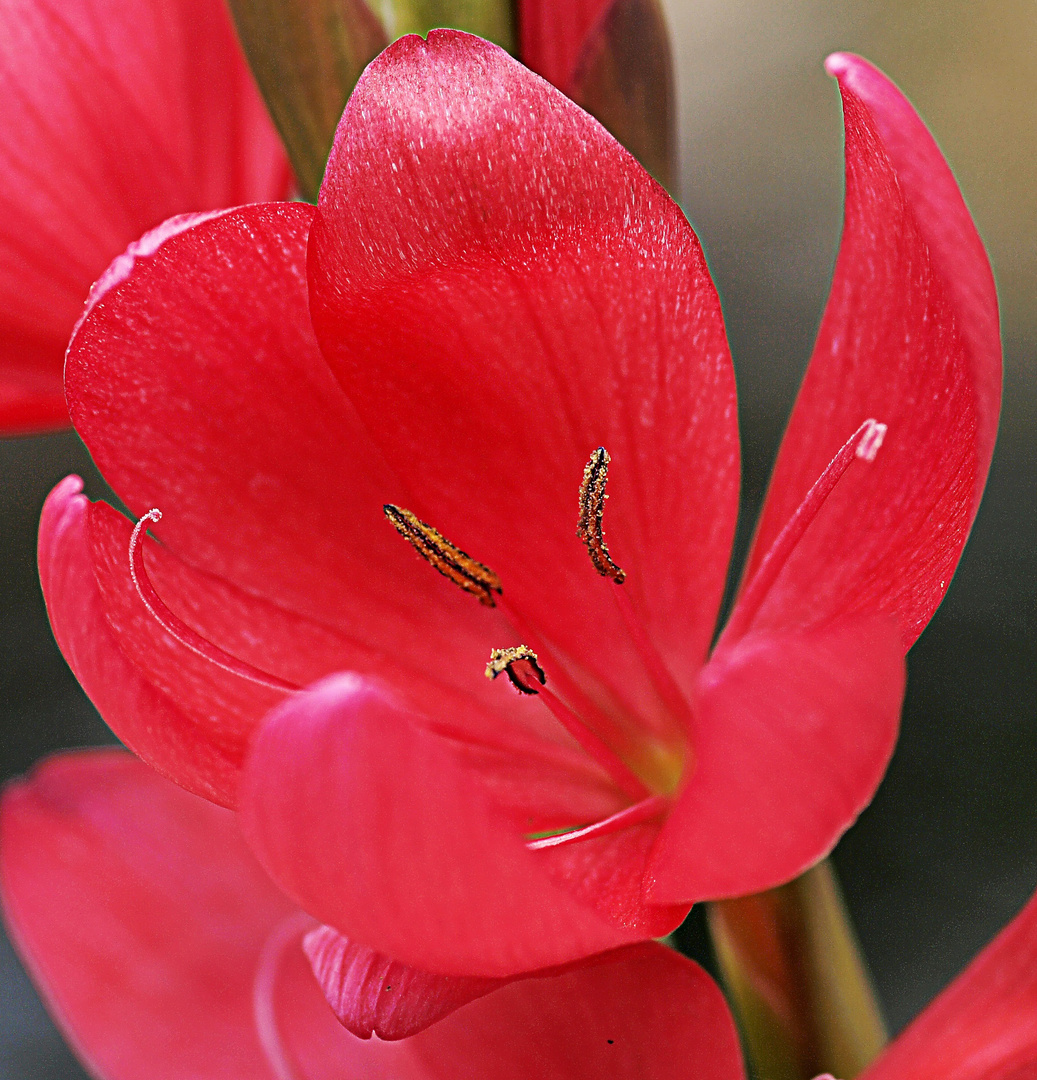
[384,505,502,607]
[486,643,651,801]
[129,510,300,693]
[527,794,669,851]
[577,448,626,583]
[253,912,314,1080]
[720,418,888,644]
[611,584,694,728]
[485,645,546,694]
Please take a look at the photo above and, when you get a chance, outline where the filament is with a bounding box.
[527,794,669,851]
[129,510,300,693]
[720,419,887,644]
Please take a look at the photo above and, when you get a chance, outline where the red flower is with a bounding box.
[4,752,1037,1080]
[0,750,745,1079]
[41,31,998,993]
[0,0,291,434]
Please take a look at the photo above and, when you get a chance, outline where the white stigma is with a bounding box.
[856,419,888,462]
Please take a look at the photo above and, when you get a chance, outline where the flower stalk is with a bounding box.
[708,858,888,1080]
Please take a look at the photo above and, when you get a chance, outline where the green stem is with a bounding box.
[708,859,887,1080]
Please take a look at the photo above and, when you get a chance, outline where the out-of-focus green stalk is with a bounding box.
[226,0,388,201]
[708,859,888,1080]
[379,0,513,50]
[228,0,513,201]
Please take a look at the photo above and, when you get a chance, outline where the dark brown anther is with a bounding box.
[577,447,626,583]
[485,646,546,695]
[384,505,502,607]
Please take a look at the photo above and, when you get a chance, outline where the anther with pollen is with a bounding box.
[384,505,502,607]
[577,448,626,584]
[485,646,546,695]
[486,643,651,801]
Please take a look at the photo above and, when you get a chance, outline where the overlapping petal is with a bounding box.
[0,750,296,1079]
[648,616,905,904]
[310,30,739,723]
[303,926,508,1039]
[732,54,1001,649]
[1,751,745,1080]
[0,0,291,433]
[38,477,243,804]
[239,674,669,977]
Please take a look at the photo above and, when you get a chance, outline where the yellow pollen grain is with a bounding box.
[577,447,626,583]
[383,505,502,607]
[485,645,546,695]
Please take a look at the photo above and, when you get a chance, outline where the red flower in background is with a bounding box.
[39,30,998,1024]
[0,0,291,434]
[3,750,1036,1080]
[0,750,745,1079]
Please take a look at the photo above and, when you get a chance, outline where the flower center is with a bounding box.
[125,419,886,853]
[384,446,695,804]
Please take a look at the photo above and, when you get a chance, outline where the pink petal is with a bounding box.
[2,753,745,1080]
[239,673,646,977]
[862,890,1037,1080]
[0,0,290,434]
[275,939,746,1080]
[65,202,542,732]
[47,476,619,817]
[310,31,738,731]
[303,926,507,1040]
[647,616,905,903]
[0,750,296,1079]
[734,55,1001,649]
[38,477,244,805]
[405,944,745,1080]
[518,0,613,90]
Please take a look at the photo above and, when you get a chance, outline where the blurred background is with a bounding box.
[1,1,1034,1075]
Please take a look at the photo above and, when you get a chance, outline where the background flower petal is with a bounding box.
[518,0,613,90]
[274,937,747,1080]
[0,0,290,434]
[732,54,1001,648]
[310,30,739,734]
[0,750,296,1079]
[647,615,905,903]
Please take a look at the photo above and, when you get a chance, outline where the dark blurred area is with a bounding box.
[1,2,1034,1075]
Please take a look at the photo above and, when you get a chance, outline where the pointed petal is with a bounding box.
[310,31,738,723]
[239,673,644,977]
[735,55,1001,649]
[0,0,290,434]
[518,0,613,90]
[647,616,905,903]
[303,926,507,1040]
[65,202,526,725]
[862,891,1037,1080]
[0,750,297,1080]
